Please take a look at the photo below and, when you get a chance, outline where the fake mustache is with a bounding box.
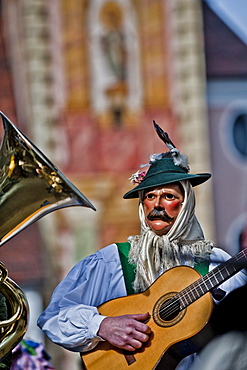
[147,208,174,222]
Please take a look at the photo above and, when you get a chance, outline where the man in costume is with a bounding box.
[37,122,247,369]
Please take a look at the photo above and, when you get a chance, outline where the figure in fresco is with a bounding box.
[88,0,142,127]
[100,1,128,126]
[100,3,127,81]
[37,122,247,370]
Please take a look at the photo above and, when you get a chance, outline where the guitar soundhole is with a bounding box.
[160,298,180,321]
[153,292,186,327]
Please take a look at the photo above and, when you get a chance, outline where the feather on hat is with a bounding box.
[123,121,211,199]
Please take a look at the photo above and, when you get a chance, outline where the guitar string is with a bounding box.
[153,266,232,319]
[151,269,221,319]
[153,264,238,320]
[152,253,245,320]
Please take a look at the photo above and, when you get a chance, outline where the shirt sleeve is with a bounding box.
[210,247,247,297]
[37,244,126,352]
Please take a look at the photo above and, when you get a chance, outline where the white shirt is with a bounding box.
[37,243,247,358]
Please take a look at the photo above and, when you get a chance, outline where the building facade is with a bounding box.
[2,0,241,368]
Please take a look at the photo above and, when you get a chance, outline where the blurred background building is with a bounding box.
[0,0,246,368]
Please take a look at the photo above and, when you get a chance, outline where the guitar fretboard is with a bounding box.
[178,248,247,309]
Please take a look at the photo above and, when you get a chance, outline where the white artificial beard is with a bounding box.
[127,181,214,293]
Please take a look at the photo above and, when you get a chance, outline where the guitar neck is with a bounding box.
[178,248,247,310]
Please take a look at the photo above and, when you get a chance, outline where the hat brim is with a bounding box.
[123,173,211,199]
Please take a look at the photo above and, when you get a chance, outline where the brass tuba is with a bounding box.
[0,112,96,360]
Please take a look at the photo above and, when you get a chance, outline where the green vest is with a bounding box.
[116,242,209,295]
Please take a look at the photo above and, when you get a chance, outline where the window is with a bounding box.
[233,113,247,158]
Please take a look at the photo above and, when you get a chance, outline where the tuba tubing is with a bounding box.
[0,262,28,359]
[0,112,96,360]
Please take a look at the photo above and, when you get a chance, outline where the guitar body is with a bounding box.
[81,266,213,370]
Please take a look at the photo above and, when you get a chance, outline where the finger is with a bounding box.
[134,321,151,334]
[132,312,150,321]
[127,338,143,350]
[134,330,150,343]
[123,344,137,352]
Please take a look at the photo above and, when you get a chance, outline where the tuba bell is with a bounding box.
[0,112,96,360]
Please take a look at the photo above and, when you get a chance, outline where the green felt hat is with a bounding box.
[124,122,211,199]
[123,157,211,199]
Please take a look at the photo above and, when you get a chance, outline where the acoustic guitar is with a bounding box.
[81,248,247,370]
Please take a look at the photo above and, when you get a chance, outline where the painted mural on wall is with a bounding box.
[88,0,142,127]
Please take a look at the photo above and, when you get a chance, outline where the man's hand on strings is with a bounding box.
[97,312,151,351]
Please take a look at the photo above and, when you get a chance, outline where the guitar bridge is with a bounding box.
[122,350,136,365]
